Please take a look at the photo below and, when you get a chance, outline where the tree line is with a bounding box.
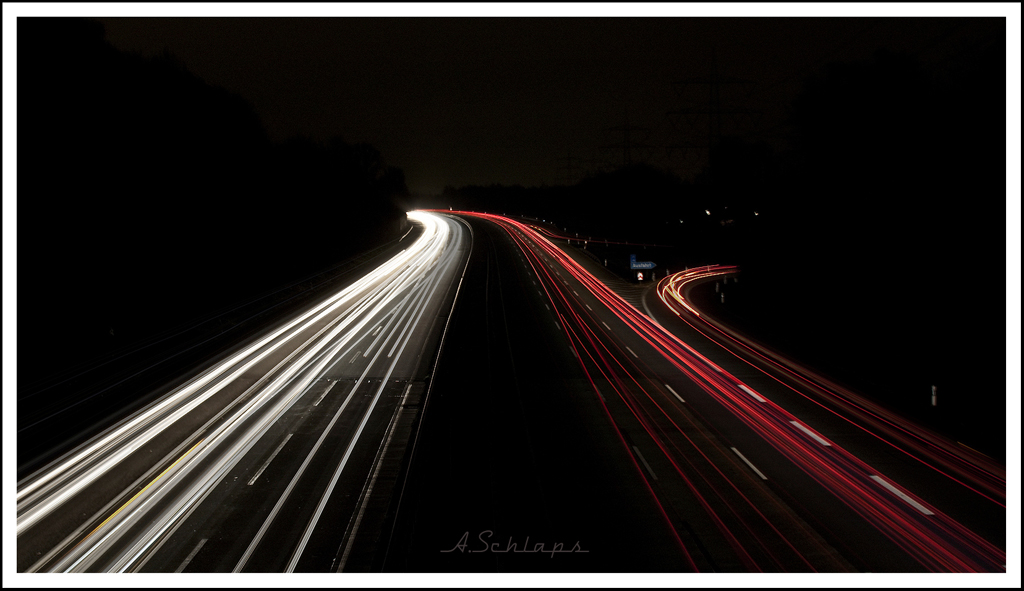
[18,17,409,382]
[419,37,1006,457]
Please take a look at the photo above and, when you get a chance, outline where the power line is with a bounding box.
[601,109,657,167]
[555,150,582,185]
[666,47,760,181]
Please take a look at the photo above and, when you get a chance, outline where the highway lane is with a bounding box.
[381,213,692,573]
[547,233,1007,573]
[466,213,855,572]
[651,266,1007,548]
[16,211,470,573]
[16,228,426,479]
[405,211,1005,573]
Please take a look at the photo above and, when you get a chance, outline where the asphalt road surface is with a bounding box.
[382,212,1006,574]
[16,209,1007,577]
[17,211,470,573]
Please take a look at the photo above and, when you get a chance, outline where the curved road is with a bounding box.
[16,209,1007,576]
[17,211,471,573]
[384,211,1006,573]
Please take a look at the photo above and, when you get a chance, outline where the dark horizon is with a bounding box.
[90,13,1007,196]
[5,3,1021,585]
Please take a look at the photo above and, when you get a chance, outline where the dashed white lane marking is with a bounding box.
[738,384,766,402]
[790,421,831,446]
[633,446,658,480]
[313,380,338,406]
[174,538,208,573]
[870,475,934,515]
[731,447,768,480]
[625,346,639,359]
[665,384,684,404]
[602,321,611,330]
[248,433,294,485]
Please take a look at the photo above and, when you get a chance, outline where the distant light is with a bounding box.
[705,209,711,215]
[754,211,759,216]
[679,219,684,224]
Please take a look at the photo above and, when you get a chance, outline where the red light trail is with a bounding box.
[443,210,1006,573]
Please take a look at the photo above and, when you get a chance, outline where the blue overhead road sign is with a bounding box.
[630,254,656,270]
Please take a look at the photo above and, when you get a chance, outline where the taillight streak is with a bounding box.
[486,214,841,571]
[657,268,1006,507]
[449,211,1006,573]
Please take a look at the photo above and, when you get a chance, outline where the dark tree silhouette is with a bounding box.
[17,18,409,436]
[722,44,1005,457]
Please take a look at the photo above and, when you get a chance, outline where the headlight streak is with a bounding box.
[283,232,460,573]
[450,211,1005,573]
[54,215,451,572]
[19,238,428,533]
[19,211,468,572]
[657,267,1006,507]
[19,219,437,509]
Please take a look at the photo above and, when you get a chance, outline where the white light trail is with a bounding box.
[19,211,468,573]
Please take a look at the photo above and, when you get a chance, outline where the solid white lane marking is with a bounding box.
[626,346,638,359]
[790,421,831,446]
[870,475,934,515]
[738,384,766,402]
[248,433,293,486]
[665,384,684,404]
[632,446,658,480]
[174,538,207,573]
[731,447,768,480]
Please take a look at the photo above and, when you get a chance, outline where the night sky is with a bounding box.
[88,11,1007,196]
[3,2,1022,585]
